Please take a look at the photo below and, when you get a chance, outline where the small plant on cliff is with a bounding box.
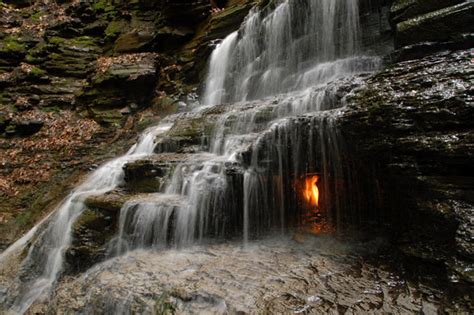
[154,293,176,315]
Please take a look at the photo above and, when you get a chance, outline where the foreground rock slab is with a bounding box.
[44,237,472,314]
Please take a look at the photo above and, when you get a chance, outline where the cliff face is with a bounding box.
[0,0,257,124]
[341,0,474,283]
[0,0,472,286]
[0,0,256,248]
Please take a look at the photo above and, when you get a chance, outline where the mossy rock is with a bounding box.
[84,190,131,213]
[152,95,177,113]
[91,0,116,14]
[0,35,27,55]
[43,36,101,77]
[396,2,474,48]
[114,31,154,53]
[105,19,129,39]
[74,208,114,232]
[25,41,48,64]
[154,110,221,153]
[66,208,117,273]
[123,154,188,192]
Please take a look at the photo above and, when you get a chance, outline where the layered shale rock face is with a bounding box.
[339,0,474,283]
[0,1,472,314]
[342,48,474,283]
[0,0,257,126]
[9,0,470,284]
[390,0,474,60]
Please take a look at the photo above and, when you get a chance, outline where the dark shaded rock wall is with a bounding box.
[340,0,474,284]
[342,49,473,283]
[390,0,474,60]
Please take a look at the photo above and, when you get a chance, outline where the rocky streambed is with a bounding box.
[36,236,472,314]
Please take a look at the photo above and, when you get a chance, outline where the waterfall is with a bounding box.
[114,195,182,254]
[1,0,382,312]
[0,122,173,313]
[112,0,380,251]
[202,32,239,106]
[202,0,363,105]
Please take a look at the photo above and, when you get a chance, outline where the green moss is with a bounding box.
[29,11,43,21]
[25,54,35,63]
[2,35,26,53]
[49,36,65,45]
[92,0,115,12]
[30,66,46,76]
[28,41,47,55]
[15,211,32,227]
[70,36,98,47]
[49,36,97,48]
[92,0,107,11]
[5,125,15,133]
[105,20,128,38]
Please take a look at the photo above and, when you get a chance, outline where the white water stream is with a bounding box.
[1,123,172,313]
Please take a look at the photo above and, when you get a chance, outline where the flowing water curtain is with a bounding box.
[203,0,362,105]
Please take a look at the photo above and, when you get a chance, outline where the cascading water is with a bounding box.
[1,0,382,312]
[203,0,365,105]
[113,0,380,251]
[0,123,172,313]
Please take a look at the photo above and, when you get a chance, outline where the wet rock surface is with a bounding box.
[341,48,474,284]
[395,2,474,48]
[390,0,474,59]
[46,237,473,314]
[123,153,190,192]
[390,0,465,24]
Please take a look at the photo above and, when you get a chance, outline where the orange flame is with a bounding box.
[303,175,319,207]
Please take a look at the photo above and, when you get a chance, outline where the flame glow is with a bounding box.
[303,175,319,207]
